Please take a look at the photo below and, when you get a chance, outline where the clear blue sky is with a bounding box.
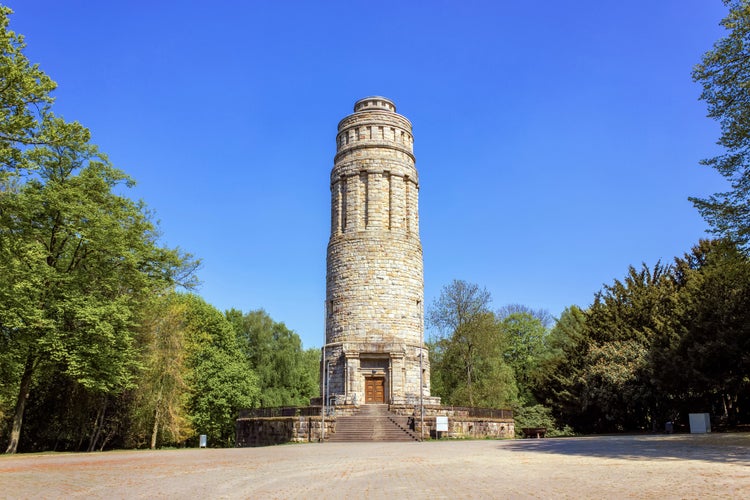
[10,1,730,349]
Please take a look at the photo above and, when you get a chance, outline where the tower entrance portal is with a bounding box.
[360,356,388,404]
[364,377,385,404]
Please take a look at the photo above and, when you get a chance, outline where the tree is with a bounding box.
[427,280,517,407]
[125,295,260,449]
[227,309,318,408]
[579,263,678,431]
[691,0,750,245]
[533,306,589,429]
[496,304,553,329]
[581,339,652,431]
[534,242,750,432]
[13,367,133,452]
[182,296,258,446]
[0,5,55,178]
[128,293,192,449]
[0,4,57,444]
[0,127,194,452]
[500,312,547,405]
[672,239,750,425]
[0,8,197,453]
[513,404,572,437]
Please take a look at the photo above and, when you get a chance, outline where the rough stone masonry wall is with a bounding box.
[390,405,514,439]
[324,97,433,404]
[236,417,335,447]
[427,419,515,439]
[236,412,512,446]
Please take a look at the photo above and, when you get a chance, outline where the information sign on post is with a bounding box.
[436,416,448,439]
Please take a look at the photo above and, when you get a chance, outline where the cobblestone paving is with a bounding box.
[2,434,749,499]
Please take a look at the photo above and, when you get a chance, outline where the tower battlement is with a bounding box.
[335,104,414,164]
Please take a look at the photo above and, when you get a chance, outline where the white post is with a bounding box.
[321,346,326,442]
[325,361,330,413]
[420,346,424,441]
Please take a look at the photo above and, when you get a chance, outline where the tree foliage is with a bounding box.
[691,0,750,245]
[227,309,318,408]
[500,312,547,405]
[497,304,553,329]
[581,262,676,431]
[128,294,192,449]
[0,7,329,453]
[536,240,750,432]
[0,5,55,177]
[0,119,194,452]
[427,280,518,408]
[125,294,262,449]
[671,239,750,425]
[178,296,259,447]
[0,125,303,448]
[532,306,588,429]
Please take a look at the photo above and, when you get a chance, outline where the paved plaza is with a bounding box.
[2,433,749,498]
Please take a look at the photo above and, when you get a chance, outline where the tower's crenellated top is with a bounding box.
[336,96,414,165]
[354,96,396,113]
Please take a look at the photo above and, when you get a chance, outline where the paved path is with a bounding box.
[2,434,749,498]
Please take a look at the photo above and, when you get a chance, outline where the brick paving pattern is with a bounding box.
[2,434,749,498]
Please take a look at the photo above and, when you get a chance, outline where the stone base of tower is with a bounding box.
[321,341,440,406]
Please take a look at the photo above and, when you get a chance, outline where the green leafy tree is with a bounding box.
[500,312,547,405]
[497,304,553,329]
[0,8,196,453]
[691,0,750,245]
[227,309,318,408]
[581,339,652,431]
[580,263,677,432]
[427,280,517,407]
[0,129,192,453]
[126,295,260,449]
[128,293,192,449]
[536,242,750,432]
[0,5,55,178]
[533,306,589,429]
[15,369,132,452]
[672,239,750,425]
[513,404,573,437]
[181,296,259,447]
[0,4,56,437]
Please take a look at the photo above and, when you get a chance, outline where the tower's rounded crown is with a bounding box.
[336,96,413,164]
[354,96,396,113]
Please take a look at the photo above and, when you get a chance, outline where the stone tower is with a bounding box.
[324,96,437,406]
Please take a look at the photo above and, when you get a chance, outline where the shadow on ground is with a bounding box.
[500,433,750,465]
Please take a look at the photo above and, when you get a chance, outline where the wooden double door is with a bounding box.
[365,377,385,404]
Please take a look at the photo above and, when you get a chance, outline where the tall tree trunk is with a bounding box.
[721,394,729,419]
[724,392,738,426]
[466,360,474,407]
[4,353,35,454]
[99,428,115,452]
[150,407,161,450]
[150,387,163,450]
[87,397,108,452]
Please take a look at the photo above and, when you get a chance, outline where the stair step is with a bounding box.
[328,405,419,443]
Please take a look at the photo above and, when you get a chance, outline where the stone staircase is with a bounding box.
[328,404,419,442]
